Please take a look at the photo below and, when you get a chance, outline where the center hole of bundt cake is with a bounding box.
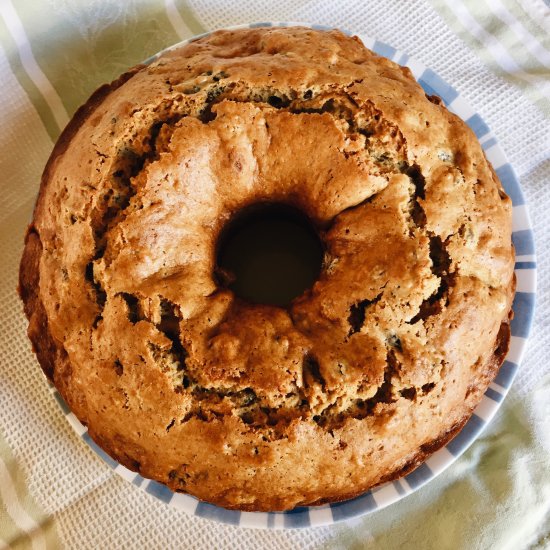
[215,203,323,307]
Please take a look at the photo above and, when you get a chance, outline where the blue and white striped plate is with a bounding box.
[50,22,536,529]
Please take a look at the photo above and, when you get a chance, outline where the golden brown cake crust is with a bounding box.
[19,27,515,511]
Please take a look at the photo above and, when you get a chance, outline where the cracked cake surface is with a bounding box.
[19,26,515,511]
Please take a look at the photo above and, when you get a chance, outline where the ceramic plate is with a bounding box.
[49,22,536,529]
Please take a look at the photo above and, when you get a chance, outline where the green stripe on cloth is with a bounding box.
[172,0,207,35]
[0,15,59,141]
[430,0,550,116]
[0,429,60,549]
[0,0,207,142]
[9,0,183,118]
[0,491,29,549]
[470,0,550,74]
[8,517,59,550]
[499,0,550,49]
